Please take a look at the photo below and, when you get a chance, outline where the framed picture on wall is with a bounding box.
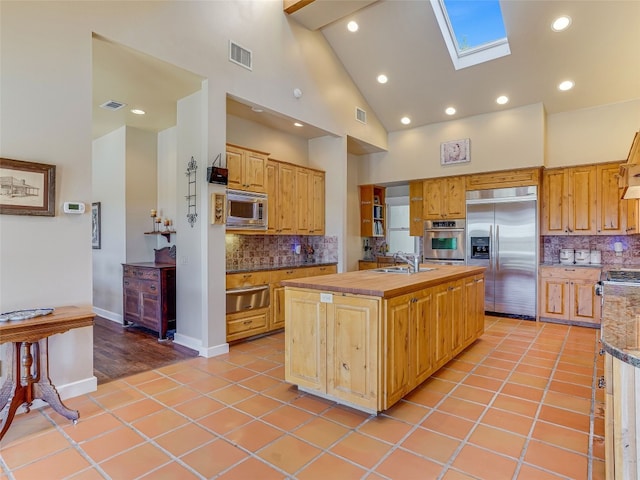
[0,158,56,216]
[440,138,470,166]
[92,202,101,249]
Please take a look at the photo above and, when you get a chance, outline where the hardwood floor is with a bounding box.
[92,316,198,384]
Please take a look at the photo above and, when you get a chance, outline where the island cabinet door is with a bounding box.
[326,295,380,411]
[384,288,435,408]
[284,289,327,393]
[462,275,485,346]
[432,282,454,370]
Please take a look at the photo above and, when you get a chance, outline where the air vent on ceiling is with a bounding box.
[355,107,367,124]
[99,100,126,111]
[229,41,252,70]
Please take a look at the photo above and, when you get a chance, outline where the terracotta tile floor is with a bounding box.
[0,316,605,479]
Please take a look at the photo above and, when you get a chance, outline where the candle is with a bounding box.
[156,217,162,224]
[164,219,170,226]
[150,209,157,217]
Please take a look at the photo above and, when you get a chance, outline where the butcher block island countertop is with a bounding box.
[282,265,486,413]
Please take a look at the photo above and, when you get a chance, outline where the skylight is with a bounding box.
[430,0,510,70]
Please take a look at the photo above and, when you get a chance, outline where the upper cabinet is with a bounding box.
[423,177,465,220]
[409,181,424,236]
[541,162,638,236]
[360,185,385,237]
[226,144,267,193]
[266,158,325,236]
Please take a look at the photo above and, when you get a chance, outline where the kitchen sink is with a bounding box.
[373,266,436,274]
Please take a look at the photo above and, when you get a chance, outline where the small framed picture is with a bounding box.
[0,158,56,216]
[92,202,101,249]
[441,138,470,166]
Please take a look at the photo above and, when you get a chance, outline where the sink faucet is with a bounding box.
[394,252,420,273]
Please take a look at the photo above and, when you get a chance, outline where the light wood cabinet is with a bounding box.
[266,159,325,236]
[270,265,336,331]
[310,169,325,235]
[226,144,267,193]
[409,181,424,236]
[358,260,378,271]
[541,162,638,236]
[385,287,435,407]
[227,265,336,342]
[360,185,386,237]
[465,167,541,191]
[541,166,597,235]
[538,266,601,326]
[285,270,485,413]
[423,177,465,220]
[285,289,380,410]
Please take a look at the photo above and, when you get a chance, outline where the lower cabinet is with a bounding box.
[285,273,485,413]
[226,264,336,342]
[285,289,380,411]
[122,263,176,340]
[538,266,601,326]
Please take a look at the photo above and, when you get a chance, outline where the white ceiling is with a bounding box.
[93,1,640,143]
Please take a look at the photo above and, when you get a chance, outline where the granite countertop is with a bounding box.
[227,261,337,274]
[601,281,640,369]
[123,262,176,268]
[281,264,485,299]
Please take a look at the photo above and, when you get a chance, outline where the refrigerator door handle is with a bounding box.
[489,224,493,272]
[496,224,500,272]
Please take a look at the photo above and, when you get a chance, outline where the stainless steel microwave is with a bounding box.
[226,189,268,230]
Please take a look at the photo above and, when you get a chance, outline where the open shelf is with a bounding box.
[144,231,176,242]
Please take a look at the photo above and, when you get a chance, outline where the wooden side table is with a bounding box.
[0,306,95,441]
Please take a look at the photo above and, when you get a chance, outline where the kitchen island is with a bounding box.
[282,264,485,413]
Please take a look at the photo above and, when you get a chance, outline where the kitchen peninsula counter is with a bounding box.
[283,265,485,413]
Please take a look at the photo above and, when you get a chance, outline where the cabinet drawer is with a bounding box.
[123,266,160,281]
[123,277,160,294]
[226,271,270,289]
[226,308,269,340]
[539,266,601,281]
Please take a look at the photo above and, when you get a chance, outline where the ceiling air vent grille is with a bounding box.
[229,41,252,70]
[356,107,367,124]
[100,100,126,111]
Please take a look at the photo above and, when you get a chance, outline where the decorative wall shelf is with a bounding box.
[144,231,176,242]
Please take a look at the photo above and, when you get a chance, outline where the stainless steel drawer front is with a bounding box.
[226,285,270,314]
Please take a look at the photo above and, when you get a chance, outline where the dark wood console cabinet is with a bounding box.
[122,263,176,340]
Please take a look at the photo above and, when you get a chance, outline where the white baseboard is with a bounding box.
[173,332,228,358]
[17,375,98,415]
[92,307,121,323]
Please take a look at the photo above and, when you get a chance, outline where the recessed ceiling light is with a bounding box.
[558,80,575,91]
[251,106,264,113]
[445,107,456,115]
[130,108,145,115]
[551,15,572,32]
[496,95,509,105]
[294,122,304,127]
[377,74,388,84]
[347,21,359,32]
[401,116,411,125]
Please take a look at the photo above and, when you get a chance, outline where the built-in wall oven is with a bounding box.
[423,219,466,265]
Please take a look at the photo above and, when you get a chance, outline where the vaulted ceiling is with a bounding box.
[93,1,640,142]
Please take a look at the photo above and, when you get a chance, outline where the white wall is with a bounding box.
[157,127,178,251]
[360,103,546,186]
[125,127,157,263]
[546,99,640,167]
[92,127,126,320]
[227,115,310,165]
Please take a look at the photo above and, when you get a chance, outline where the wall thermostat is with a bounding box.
[63,202,85,214]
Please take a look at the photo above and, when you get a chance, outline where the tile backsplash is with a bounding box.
[226,234,338,270]
[542,235,640,266]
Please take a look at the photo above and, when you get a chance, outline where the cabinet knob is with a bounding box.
[597,376,606,389]
[150,285,156,291]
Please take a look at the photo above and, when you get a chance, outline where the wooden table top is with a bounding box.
[282,264,486,298]
[0,305,95,344]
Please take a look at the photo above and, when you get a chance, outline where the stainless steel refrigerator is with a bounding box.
[466,186,538,319]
